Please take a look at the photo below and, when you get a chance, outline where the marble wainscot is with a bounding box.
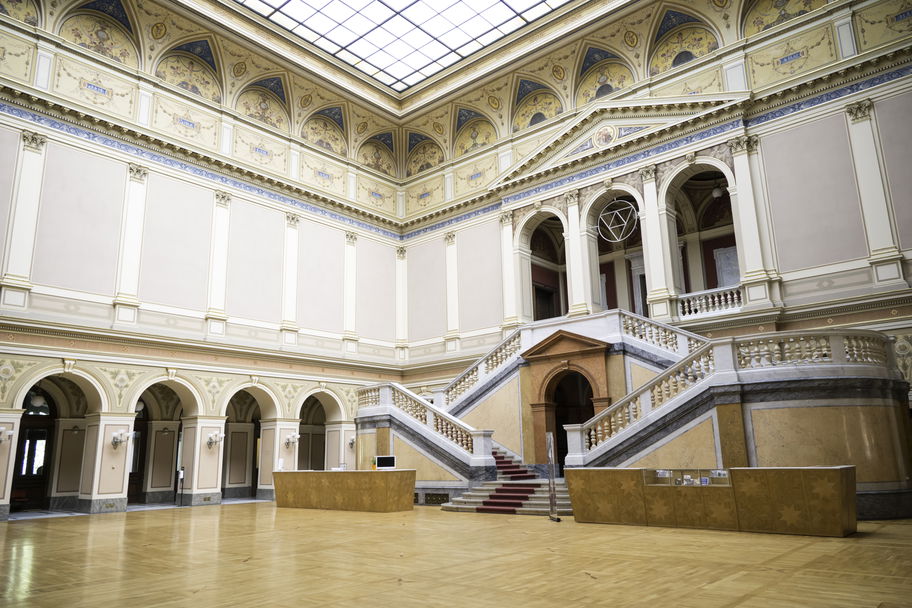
[273,470,417,512]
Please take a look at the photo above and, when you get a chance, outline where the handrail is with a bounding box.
[619,310,708,354]
[443,330,522,405]
[677,285,743,318]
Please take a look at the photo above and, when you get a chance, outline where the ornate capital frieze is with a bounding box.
[845,99,873,122]
[21,130,46,152]
[602,178,613,191]
[564,189,579,207]
[128,163,148,183]
[215,191,231,208]
[726,135,759,154]
[685,152,696,165]
[500,212,513,225]
[396,246,406,260]
[638,165,657,183]
[345,231,357,244]
[444,231,456,245]
[286,212,299,227]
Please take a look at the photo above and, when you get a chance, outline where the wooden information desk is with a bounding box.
[273,470,416,512]
[566,466,856,537]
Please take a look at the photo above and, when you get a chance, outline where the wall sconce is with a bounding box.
[285,433,301,449]
[0,427,13,442]
[348,437,355,449]
[111,430,130,449]
[206,432,225,450]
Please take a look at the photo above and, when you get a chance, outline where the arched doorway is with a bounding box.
[127,402,148,502]
[10,375,91,513]
[525,214,568,321]
[222,391,261,498]
[298,396,326,470]
[549,372,594,472]
[128,382,185,504]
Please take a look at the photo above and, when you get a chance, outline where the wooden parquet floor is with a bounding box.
[2,503,911,607]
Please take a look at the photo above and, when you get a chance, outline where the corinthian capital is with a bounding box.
[845,99,872,123]
[21,130,47,152]
[726,135,759,154]
[638,164,657,182]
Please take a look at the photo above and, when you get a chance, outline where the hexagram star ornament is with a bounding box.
[597,199,639,243]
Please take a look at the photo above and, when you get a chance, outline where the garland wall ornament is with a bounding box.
[597,199,640,243]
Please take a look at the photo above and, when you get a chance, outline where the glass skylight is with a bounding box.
[233,0,574,91]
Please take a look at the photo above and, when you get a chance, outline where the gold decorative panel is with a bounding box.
[152,95,219,150]
[59,14,138,69]
[301,116,347,156]
[232,127,288,174]
[744,0,827,37]
[0,0,39,26]
[357,176,397,214]
[0,30,34,84]
[512,91,562,132]
[357,141,395,177]
[454,119,497,157]
[54,57,137,119]
[854,0,912,52]
[649,27,719,76]
[273,470,416,512]
[405,176,444,215]
[236,89,288,131]
[747,24,836,87]
[301,153,346,196]
[406,140,444,176]
[654,67,723,96]
[576,61,635,106]
[454,154,497,197]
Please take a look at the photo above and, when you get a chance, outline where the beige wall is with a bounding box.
[139,173,213,310]
[628,418,719,469]
[150,430,176,489]
[98,424,129,494]
[226,200,283,322]
[356,237,396,342]
[32,144,125,295]
[55,428,84,494]
[762,115,868,272]
[875,91,912,250]
[297,220,344,333]
[393,436,458,481]
[461,375,522,456]
[457,219,503,332]
[408,238,447,341]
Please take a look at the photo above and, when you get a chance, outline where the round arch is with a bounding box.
[580,182,645,229]
[539,364,603,404]
[657,156,736,206]
[217,383,281,420]
[124,375,205,419]
[514,206,570,251]
[57,7,141,69]
[296,388,347,423]
[11,365,108,414]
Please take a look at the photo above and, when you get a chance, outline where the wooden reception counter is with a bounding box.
[273,470,416,512]
[565,466,856,537]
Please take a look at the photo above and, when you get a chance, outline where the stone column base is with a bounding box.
[48,495,79,511]
[256,488,275,501]
[76,497,127,514]
[142,490,176,504]
[857,489,912,519]
[0,503,9,521]
[180,491,221,506]
[222,486,253,499]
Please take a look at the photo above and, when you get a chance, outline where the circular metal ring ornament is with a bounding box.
[597,199,639,243]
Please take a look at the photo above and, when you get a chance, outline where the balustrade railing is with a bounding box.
[566,330,894,465]
[444,330,521,406]
[678,285,743,318]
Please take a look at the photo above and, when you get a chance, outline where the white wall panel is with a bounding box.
[408,238,446,341]
[762,115,868,273]
[297,219,344,333]
[225,200,283,322]
[138,173,212,310]
[457,219,503,332]
[356,238,396,341]
[32,143,125,295]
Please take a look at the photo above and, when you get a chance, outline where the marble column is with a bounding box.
[178,416,226,506]
[564,190,591,316]
[77,413,135,514]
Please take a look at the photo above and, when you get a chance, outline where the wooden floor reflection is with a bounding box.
[2,503,911,607]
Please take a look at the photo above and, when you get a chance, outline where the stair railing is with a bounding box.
[443,330,522,407]
[564,330,896,466]
[358,383,494,467]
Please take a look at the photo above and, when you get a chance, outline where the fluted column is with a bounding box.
[1,131,48,310]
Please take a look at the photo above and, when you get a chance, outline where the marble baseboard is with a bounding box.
[255,488,275,501]
[0,503,9,521]
[49,495,79,511]
[415,486,467,505]
[223,486,254,499]
[181,492,221,506]
[141,491,176,504]
[857,489,912,519]
[76,497,127,514]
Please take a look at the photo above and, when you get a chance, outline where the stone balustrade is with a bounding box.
[677,285,744,319]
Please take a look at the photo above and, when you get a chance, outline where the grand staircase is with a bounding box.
[441,449,573,516]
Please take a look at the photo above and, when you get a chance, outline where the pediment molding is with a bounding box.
[521,330,611,361]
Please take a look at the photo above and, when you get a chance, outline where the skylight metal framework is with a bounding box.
[233,0,573,91]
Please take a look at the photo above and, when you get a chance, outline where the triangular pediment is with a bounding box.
[494,93,749,189]
[521,330,610,361]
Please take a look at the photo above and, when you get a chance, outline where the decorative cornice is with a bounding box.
[21,130,46,152]
[444,231,456,245]
[215,191,231,208]
[845,99,873,122]
[128,163,148,183]
[726,135,759,154]
[345,231,357,244]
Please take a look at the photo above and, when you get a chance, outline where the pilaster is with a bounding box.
[564,190,591,317]
[638,165,674,320]
[258,419,302,499]
[444,231,460,351]
[113,163,150,325]
[178,416,225,506]
[844,99,907,289]
[281,212,300,345]
[343,231,359,353]
[396,246,409,361]
[206,191,232,336]
[77,413,135,514]
[0,409,24,520]
[1,130,48,310]
[500,211,520,330]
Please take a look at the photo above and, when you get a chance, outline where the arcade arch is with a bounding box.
[516,211,570,322]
